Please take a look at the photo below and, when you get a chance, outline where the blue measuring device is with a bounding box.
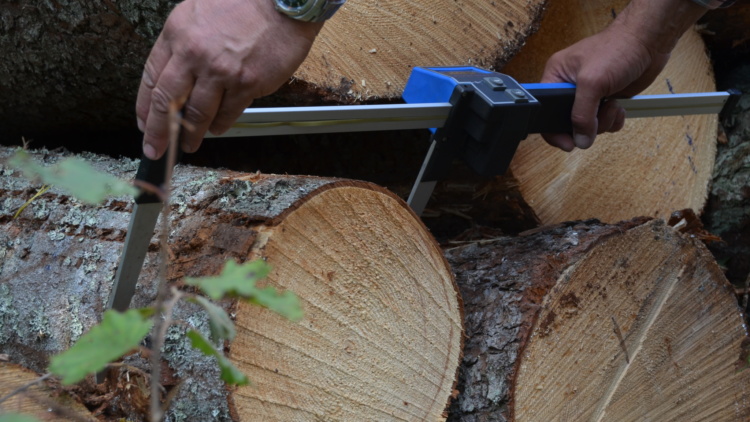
[207,66,738,215]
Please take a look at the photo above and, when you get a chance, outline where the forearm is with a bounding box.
[613,0,709,56]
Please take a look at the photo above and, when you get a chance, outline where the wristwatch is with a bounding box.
[274,0,346,22]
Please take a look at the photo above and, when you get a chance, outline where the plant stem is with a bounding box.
[149,104,181,422]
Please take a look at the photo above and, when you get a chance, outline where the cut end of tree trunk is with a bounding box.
[295,0,547,99]
[229,183,463,420]
[514,221,750,421]
[446,218,750,421]
[504,0,718,225]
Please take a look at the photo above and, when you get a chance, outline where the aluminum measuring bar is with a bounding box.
[205,91,735,139]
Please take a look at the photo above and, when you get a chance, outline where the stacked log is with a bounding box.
[502,0,719,224]
[446,217,750,420]
[0,146,462,420]
[2,147,749,420]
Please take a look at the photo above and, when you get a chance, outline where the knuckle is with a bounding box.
[150,87,174,115]
[182,102,211,125]
[142,62,159,90]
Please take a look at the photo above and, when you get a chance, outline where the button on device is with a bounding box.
[484,77,506,91]
[508,88,529,103]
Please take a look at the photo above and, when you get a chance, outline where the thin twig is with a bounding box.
[149,103,182,422]
[13,184,50,219]
[0,373,52,406]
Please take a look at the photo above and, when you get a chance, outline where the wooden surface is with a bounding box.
[446,219,750,421]
[296,0,547,99]
[503,0,718,224]
[231,185,462,420]
[514,221,750,421]
[0,146,462,421]
[0,363,95,421]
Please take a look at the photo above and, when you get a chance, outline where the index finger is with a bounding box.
[141,57,195,160]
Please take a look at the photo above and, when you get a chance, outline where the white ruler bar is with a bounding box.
[205,92,733,138]
[619,92,732,118]
[205,103,451,138]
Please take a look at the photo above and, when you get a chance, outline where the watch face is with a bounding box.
[277,0,310,12]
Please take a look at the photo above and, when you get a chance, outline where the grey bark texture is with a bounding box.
[0,1,178,139]
[0,145,347,421]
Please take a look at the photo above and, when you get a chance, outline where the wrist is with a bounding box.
[614,0,708,55]
[257,0,324,39]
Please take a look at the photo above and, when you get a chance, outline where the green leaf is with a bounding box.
[188,295,236,342]
[186,260,302,321]
[49,309,152,385]
[0,414,41,422]
[8,150,137,204]
[186,330,249,386]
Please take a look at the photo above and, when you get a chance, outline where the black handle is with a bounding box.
[134,150,183,204]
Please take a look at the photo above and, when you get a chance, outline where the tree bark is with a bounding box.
[0,146,462,421]
[0,0,180,138]
[446,218,750,421]
[502,0,719,225]
[0,0,547,138]
[702,48,750,288]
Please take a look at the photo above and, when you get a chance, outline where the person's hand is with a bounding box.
[540,24,669,151]
[136,0,323,159]
[540,0,708,151]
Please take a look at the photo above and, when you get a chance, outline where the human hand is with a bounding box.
[136,0,324,159]
[540,24,669,151]
[540,0,708,151]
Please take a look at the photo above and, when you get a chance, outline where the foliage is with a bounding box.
[49,310,153,385]
[8,150,137,204]
[189,295,236,343]
[0,414,41,422]
[186,330,249,386]
[186,260,303,321]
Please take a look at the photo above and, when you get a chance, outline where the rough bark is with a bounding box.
[703,62,750,288]
[0,0,547,138]
[0,146,462,421]
[0,0,180,139]
[445,218,750,421]
[502,0,719,225]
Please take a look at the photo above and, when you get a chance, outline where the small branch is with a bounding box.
[149,103,182,422]
[13,184,50,219]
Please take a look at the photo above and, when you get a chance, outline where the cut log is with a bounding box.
[0,362,95,421]
[0,0,547,138]
[502,0,719,224]
[0,146,462,421]
[445,218,750,421]
[295,0,546,99]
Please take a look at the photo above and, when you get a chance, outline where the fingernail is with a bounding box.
[137,117,145,133]
[574,133,592,149]
[143,142,157,160]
